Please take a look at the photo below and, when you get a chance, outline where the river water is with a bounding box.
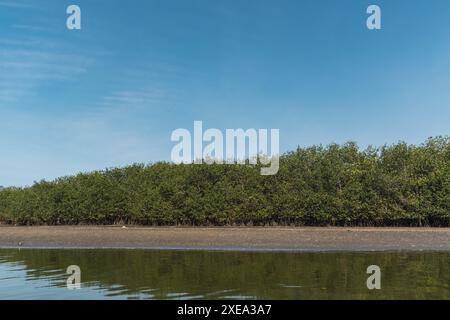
[0,249,448,299]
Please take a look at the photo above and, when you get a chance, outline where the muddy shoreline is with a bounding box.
[0,226,449,251]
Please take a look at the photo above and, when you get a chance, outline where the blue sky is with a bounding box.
[1,0,449,186]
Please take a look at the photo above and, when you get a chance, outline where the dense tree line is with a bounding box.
[0,137,448,226]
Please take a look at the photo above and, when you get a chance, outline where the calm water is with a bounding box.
[0,249,449,300]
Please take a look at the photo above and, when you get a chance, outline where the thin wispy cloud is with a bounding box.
[12,24,50,32]
[0,1,34,9]
[93,61,194,113]
[98,88,176,109]
[0,38,93,104]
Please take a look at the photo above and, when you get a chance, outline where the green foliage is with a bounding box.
[0,137,448,226]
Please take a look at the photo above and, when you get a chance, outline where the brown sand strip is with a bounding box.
[0,226,449,251]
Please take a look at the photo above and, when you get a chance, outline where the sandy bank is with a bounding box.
[0,226,449,251]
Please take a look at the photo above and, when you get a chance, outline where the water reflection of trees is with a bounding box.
[0,250,448,299]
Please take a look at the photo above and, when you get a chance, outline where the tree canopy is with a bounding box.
[0,137,448,226]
